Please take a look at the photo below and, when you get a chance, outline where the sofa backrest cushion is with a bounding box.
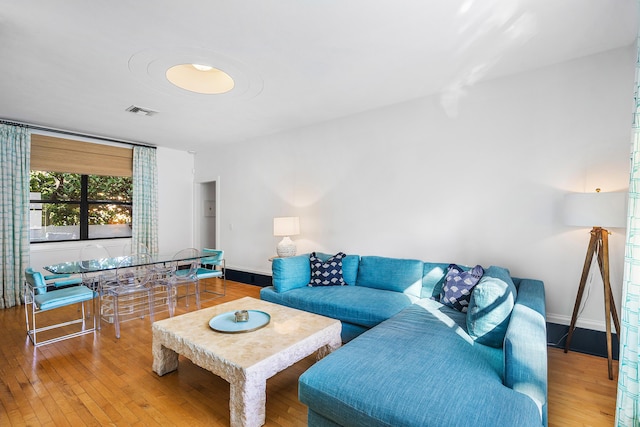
[273,253,360,292]
[356,256,423,298]
[342,256,360,286]
[272,255,311,292]
[421,262,451,298]
[466,266,517,348]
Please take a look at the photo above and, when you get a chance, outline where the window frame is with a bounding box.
[29,172,133,244]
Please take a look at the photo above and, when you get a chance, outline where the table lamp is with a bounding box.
[562,188,627,380]
[273,217,300,257]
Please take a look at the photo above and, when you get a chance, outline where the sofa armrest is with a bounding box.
[504,278,547,427]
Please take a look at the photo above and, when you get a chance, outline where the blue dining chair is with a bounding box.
[42,272,83,289]
[196,249,226,297]
[24,268,98,347]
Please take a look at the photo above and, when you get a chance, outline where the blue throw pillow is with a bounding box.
[439,264,484,313]
[309,252,346,287]
[466,266,517,348]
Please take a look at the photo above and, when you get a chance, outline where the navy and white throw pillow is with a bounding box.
[308,252,346,287]
[439,264,484,313]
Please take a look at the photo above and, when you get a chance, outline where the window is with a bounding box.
[29,134,134,243]
[30,172,132,242]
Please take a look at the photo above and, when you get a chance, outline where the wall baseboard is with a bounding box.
[547,322,619,360]
[226,269,272,287]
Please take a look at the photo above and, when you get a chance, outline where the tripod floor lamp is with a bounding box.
[563,189,627,380]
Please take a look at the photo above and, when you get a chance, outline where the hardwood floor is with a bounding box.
[548,347,618,426]
[1,279,619,426]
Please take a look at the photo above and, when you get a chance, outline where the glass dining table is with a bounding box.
[44,252,208,326]
[43,253,203,275]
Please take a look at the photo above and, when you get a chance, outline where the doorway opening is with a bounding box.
[200,180,217,250]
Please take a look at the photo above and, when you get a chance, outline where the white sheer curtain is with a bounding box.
[0,124,31,308]
[616,5,640,424]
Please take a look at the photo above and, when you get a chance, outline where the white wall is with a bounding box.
[194,45,636,332]
[30,146,194,270]
[156,147,195,254]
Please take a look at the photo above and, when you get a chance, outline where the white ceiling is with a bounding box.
[0,0,637,152]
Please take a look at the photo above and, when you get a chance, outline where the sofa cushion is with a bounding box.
[439,264,484,313]
[341,255,359,286]
[272,255,311,292]
[299,303,542,427]
[260,285,415,329]
[356,256,423,298]
[415,297,468,332]
[309,252,346,286]
[467,266,517,348]
[421,262,449,298]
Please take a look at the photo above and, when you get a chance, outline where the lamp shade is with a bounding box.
[273,217,300,237]
[563,191,627,229]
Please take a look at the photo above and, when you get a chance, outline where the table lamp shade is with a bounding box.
[273,217,300,237]
[563,191,627,229]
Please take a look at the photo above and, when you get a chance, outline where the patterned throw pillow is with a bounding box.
[439,264,484,313]
[308,252,347,287]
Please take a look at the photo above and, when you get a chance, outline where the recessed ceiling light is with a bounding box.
[128,48,263,100]
[192,64,213,72]
[166,64,235,94]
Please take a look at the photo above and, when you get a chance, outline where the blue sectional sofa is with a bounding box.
[260,253,547,427]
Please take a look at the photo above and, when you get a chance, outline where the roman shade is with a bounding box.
[30,134,132,177]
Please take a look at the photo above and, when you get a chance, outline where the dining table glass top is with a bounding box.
[43,253,203,275]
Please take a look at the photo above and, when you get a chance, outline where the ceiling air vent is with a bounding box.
[125,105,158,116]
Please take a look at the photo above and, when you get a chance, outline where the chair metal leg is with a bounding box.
[200,275,226,298]
[92,295,97,332]
[31,300,38,346]
[27,300,98,347]
[24,288,31,335]
[97,290,102,331]
[114,296,121,339]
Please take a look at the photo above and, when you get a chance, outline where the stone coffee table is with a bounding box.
[152,296,342,427]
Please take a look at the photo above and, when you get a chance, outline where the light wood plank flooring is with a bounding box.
[1,279,618,426]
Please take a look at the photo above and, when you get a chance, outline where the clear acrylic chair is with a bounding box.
[100,254,156,339]
[79,243,115,290]
[196,249,226,297]
[165,248,201,317]
[122,241,150,256]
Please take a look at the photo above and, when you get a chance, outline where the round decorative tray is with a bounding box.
[208,310,271,333]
